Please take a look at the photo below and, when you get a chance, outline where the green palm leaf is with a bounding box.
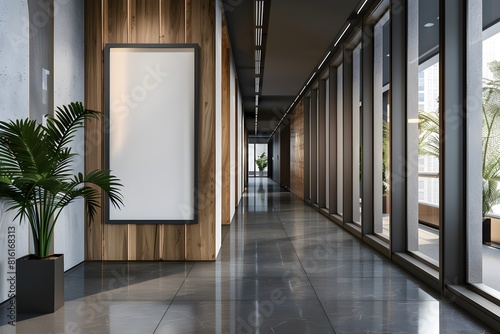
[0,102,122,257]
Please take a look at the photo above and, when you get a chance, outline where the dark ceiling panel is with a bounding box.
[262,0,357,96]
[224,0,365,136]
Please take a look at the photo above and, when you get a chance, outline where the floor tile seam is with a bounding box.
[64,298,174,304]
[316,297,439,302]
[181,275,310,280]
[272,195,338,332]
[318,299,451,304]
[169,298,323,302]
[152,262,198,333]
[149,298,175,334]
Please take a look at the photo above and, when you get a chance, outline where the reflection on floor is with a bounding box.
[0,178,495,333]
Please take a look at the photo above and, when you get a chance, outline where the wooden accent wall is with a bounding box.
[84,0,104,260]
[221,16,231,225]
[290,100,305,199]
[234,77,239,205]
[280,125,291,188]
[84,0,218,261]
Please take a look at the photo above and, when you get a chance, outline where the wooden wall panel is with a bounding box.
[185,0,217,260]
[160,0,186,260]
[235,77,239,205]
[131,0,160,43]
[134,225,161,260]
[107,0,128,43]
[85,0,218,261]
[290,100,305,199]
[162,225,185,259]
[84,0,104,260]
[280,124,291,188]
[221,20,231,225]
[160,0,185,43]
[129,0,161,260]
[103,0,129,260]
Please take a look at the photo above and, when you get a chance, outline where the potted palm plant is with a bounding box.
[418,62,500,244]
[0,102,123,313]
[255,152,268,177]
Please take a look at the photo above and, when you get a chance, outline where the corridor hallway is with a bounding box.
[2,178,494,333]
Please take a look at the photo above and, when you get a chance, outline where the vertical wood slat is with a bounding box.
[84,0,104,260]
[222,19,231,225]
[103,0,129,260]
[310,91,318,204]
[244,127,248,188]
[281,125,291,188]
[160,0,185,43]
[162,225,184,259]
[235,77,239,205]
[107,0,128,44]
[185,0,217,260]
[131,0,160,43]
[160,0,186,260]
[130,0,162,260]
[290,100,305,199]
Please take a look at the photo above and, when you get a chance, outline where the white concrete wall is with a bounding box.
[52,0,85,271]
[0,0,85,304]
[0,0,31,304]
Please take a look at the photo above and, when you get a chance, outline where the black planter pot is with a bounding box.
[16,254,64,313]
[483,218,492,245]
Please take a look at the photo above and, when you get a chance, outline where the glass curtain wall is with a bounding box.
[374,11,391,240]
[352,44,362,225]
[475,0,500,295]
[407,0,440,267]
[337,64,344,216]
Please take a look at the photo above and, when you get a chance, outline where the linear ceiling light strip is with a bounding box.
[334,23,351,47]
[255,0,265,135]
[356,0,369,14]
[268,20,354,141]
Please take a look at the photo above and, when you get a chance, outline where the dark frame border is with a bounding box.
[104,43,199,225]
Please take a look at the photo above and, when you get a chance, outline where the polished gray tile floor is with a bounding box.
[0,178,496,333]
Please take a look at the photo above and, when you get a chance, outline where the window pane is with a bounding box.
[407,0,440,267]
[352,44,362,225]
[374,11,391,240]
[337,64,343,215]
[479,0,500,293]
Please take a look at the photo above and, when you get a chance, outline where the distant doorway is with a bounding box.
[248,143,268,178]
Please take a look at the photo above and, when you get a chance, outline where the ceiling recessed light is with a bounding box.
[424,22,434,28]
[408,118,422,124]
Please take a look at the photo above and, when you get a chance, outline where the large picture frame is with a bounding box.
[105,44,199,224]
